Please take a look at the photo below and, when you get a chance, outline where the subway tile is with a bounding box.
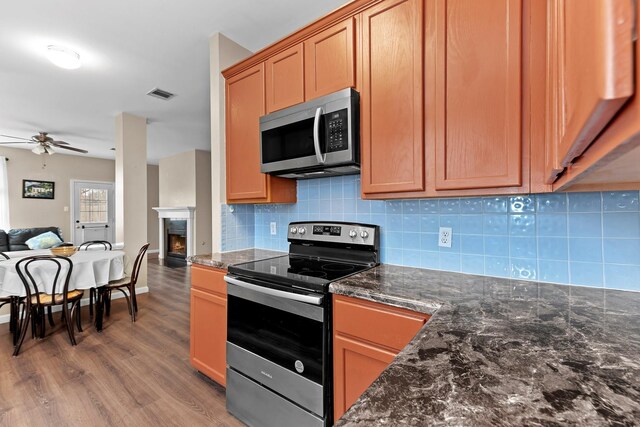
[371,214,386,228]
[459,215,483,234]
[386,231,403,248]
[371,200,386,214]
[509,196,535,213]
[356,198,371,214]
[568,213,602,238]
[420,215,440,233]
[386,249,403,265]
[483,214,508,235]
[386,214,403,232]
[509,214,536,236]
[356,211,370,223]
[386,200,403,214]
[510,258,537,280]
[603,239,640,265]
[603,191,639,212]
[485,256,510,278]
[331,198,344,213]
[569,238,602,263]
[403,200,420,214]
[603,212,640,238]
[402,249,421,267]
[439,198,461,214]
[460,235,484,255]
[420,233,440,251]
[570,262,604,287]
[439,215,460,230]
[538,260,569,284]
[440,253,461,272]
[461,255,485,275]
[568,192,602,212]
[537,214,568,237]
[536,193,567,213]
[420,199,439,214]
[604,264,640,291]
[538,237,568,261]
[343,198,356,214]
[460,198,484,214]
[484,236,509,257]
[402,232,420,251]
[420,251,440,269]
[510,236,537,258]
[483,197,508,213]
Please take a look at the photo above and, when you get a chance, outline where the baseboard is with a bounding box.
[0,287,150,325]
[147,249,159,254]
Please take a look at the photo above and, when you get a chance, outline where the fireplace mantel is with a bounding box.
[153,207,195,262]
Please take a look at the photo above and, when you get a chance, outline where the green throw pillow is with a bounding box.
[25,231,63,250]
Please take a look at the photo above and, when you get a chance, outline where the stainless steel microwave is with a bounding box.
[259,88,359,179]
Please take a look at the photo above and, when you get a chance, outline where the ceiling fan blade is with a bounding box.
[0,141,32,144]
[50,140,70,146]
[55,145,88,154]
[0,134,33,142]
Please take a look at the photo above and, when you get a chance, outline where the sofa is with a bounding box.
[0,227,65,252]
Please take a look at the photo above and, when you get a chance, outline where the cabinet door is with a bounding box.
[265,44,305,113]
[430,0,523,190]
[333,333,396,421]
[545,0,634,182]
[190,288,227,386]
[226,63,268,201]
[305,18,356,99]
[360,0,425,195]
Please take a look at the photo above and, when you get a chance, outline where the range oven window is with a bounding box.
[227,294,324,384]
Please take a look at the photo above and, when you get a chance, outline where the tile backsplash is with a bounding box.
[223,175,640,291]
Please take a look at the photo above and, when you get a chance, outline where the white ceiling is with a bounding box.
[0,0,350,164]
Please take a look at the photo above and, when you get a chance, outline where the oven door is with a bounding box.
[224,275,328,421]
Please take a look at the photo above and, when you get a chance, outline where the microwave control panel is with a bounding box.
[326,109,348,152]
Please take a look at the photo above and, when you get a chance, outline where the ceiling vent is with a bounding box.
[147,87,175,100]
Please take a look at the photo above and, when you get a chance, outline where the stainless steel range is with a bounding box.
[224,221,380,427]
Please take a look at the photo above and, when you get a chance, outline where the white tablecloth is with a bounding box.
[0,250,125,297]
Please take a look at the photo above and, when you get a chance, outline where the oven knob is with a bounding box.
[360,230,369,239]
[290,227,297,234]
[349,229,357,238]
[298,227,306,235]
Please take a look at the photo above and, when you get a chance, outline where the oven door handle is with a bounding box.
[224,276,323,305]
[313,107,326,165]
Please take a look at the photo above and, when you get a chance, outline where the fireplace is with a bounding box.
[153,207,195,265]
[166,219,187,263]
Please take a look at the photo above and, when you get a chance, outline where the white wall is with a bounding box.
[209,33,253,252]
[147,164,160,253]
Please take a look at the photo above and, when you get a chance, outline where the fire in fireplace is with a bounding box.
[166,219,187,266]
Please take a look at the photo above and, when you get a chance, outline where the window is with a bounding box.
[79,188,108,223]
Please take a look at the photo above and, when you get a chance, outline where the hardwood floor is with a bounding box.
[0,261,243,427]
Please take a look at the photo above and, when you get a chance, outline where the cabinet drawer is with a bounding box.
[333,295,428,352]
[191,264,227,295]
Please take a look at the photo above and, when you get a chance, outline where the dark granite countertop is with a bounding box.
[331,264,640,426]
[188,249,285,270]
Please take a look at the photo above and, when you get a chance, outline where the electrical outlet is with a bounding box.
[270,222,277,235]
[439,227,452,248]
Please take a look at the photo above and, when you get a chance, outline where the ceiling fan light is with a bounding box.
[45,146,55,155]
[46,45,81,70]
[32,145,46,155]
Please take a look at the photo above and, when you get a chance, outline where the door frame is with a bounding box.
[70,179,116,245]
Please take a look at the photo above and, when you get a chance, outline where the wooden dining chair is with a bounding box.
[78,240,112,319]
[0,251,19,342]
[100,243,149,323]
[13,255,84,356]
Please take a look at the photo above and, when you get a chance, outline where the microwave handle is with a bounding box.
[313,107,326,164]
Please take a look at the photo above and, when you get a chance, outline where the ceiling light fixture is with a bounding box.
[32,145,46,155]
[46,45,81,69]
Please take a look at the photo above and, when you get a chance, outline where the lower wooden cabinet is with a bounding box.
[190,265,227,386]
[333,294,430,420]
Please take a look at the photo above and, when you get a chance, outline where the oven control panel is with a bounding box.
[288,221,378,247]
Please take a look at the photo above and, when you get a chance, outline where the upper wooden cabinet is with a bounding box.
[304,18,356,99]
[225,63,296,204]
[360,0,425,195]
[265,44,305,114]
[545,0,635,184]
[430,0,523,191]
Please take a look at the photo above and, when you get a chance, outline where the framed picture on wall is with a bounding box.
[22,180,55,199]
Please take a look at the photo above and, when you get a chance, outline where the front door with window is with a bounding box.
[72,181,115,245]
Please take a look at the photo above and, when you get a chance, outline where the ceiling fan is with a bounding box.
[0,132,88,155]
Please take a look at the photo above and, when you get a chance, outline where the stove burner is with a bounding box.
[298,270,327,278]
[321,263,355,272]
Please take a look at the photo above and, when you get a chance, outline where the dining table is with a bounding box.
[0,249,126,331]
